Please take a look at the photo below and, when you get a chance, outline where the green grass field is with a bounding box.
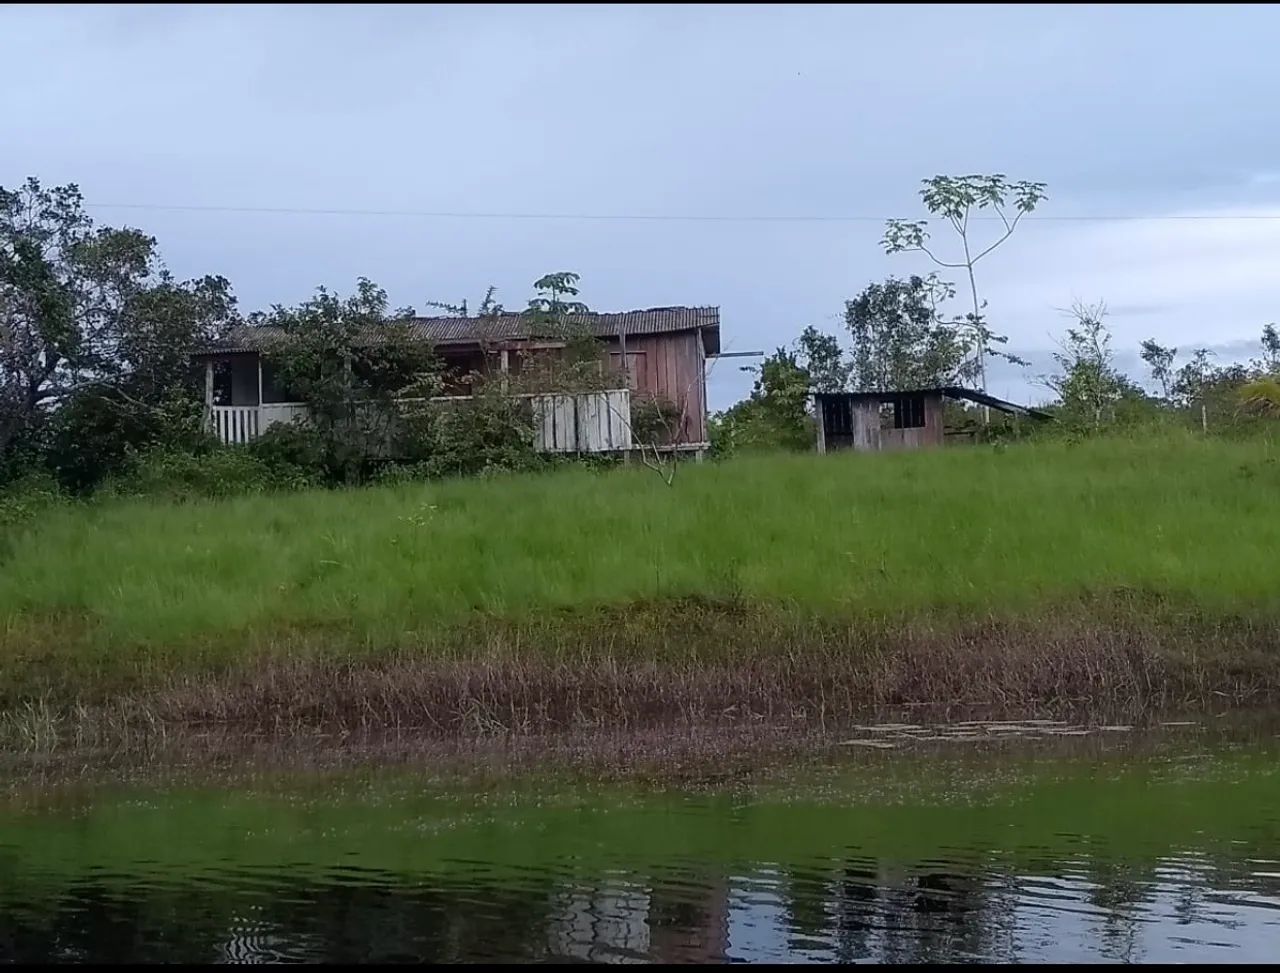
[4,430,1280,656]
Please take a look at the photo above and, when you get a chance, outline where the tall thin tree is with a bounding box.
[883,174,1046,417]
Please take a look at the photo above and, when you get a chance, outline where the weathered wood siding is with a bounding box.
[924,393,945,446]
[819,392,946,453]
[529,390,633,453]
[877,394,945,451]
[851,400,880,451]
[602,331,707,444]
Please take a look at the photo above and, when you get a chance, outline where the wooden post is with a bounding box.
[815,395,827,454]
[204,359,214,431]
[618,319,628,386]
[256,355,264,406]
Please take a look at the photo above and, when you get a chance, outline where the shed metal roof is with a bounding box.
[814,386,1053,420]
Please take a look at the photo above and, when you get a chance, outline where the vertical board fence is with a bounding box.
[528,389,633,453]
[209,404,309,445]
[209,406,259,445]
[209,391,633,453]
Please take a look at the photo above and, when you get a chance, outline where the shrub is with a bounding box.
[102,447,310,502]
[247,423,330,484]
[398,382,541,479]
[43,385,212,494]
[0,472,65,533]
[629,394,684,446]
[1239,377,1280,418]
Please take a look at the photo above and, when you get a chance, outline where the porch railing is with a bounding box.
[209,406,258,445]
[207,390,634,453]
[208,403,309,445]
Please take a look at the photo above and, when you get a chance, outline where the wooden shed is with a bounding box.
[813,386,1051,454]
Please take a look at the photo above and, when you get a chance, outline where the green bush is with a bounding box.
[398,385,540,479]
[629,394,683,445]
[102,447,311,502]
[0,472,65,533]
[0,424,49,490]
[44,386,211,495]
[247,423,330,483]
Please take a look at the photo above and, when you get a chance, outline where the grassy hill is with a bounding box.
[3,430,1280,736]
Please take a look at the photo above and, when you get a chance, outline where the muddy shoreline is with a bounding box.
[4,698,1274,800]
[5,611,1280,788]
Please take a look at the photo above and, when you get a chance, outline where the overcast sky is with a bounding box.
[6,3,1280,408]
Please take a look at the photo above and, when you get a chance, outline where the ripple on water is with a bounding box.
[0,728,1277,963]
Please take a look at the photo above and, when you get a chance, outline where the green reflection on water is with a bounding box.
[3,739,1277,880]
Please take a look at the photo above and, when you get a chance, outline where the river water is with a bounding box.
[1,724,1279,963]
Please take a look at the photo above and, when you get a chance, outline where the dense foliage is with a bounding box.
[5,172,1280,498]
[1,178,236,490]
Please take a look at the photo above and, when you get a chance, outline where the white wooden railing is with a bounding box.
[209,406,258,445]
[208,392,633,453]
[209,403,308,445]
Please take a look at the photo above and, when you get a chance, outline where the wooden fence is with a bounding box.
[208,390,633,453]
[528,389,633,453]
[209,404,309,445]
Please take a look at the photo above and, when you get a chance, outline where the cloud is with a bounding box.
[1102,302,1174,318]
[8,5,1280,412]
[952,206,1280,403]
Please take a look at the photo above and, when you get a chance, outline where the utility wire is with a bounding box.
[81,201,1280,223]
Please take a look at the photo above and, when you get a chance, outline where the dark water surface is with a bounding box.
[2,728,1279,963]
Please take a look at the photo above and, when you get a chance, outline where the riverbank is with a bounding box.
[3,432,1280,749]
[4,605,1280,755]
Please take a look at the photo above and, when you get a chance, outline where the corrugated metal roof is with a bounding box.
[201,306,720,354]
[814,386,1054,420]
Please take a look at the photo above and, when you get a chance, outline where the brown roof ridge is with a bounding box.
[406,304,719,319]
[198,305,719,355]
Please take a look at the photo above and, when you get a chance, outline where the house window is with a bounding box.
[893,394,926,429]
[260,361,301,404]
[608,352,645,390]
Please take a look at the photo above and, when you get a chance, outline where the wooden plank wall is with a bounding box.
[529,390,633,453]
[851,400,880,451]
[922,393,946,447]
[603,331,706,444]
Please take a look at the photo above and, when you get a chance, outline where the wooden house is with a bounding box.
[193,307,720,456]
[813,386,1051,453]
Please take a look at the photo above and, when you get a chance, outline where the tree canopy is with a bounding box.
[1,177,236,486]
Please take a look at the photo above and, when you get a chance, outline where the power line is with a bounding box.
[81,201,1280,223]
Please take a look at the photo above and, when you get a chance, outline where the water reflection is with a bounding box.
[3,744,1280,963]
[2,848,1279,962]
